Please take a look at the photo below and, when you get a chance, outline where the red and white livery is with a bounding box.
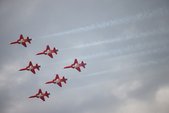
[36,45,58,58]
[45,74,67,87]
[10,34,32,47]
[64,59,86,72]
[29,89,50,101]
[19,61,40,74]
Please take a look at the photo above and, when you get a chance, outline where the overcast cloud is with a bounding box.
[0,0,169,113]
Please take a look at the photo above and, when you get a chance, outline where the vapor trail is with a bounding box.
[83,47,169,78]
[41,7,168,38]
[61,28,169,50]
[61,35,168,64]
[79,40,169,60]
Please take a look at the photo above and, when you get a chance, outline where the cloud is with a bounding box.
[155,86,169,112]
[0,61,21,87]
[115,99,153,113]
[111,81,142,99]
[114,86,169,113]
[0,88,12,113]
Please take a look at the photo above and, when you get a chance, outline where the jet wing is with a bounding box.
[75,67,81,72]
[29,61,33,66]
[20,34,24,39]
[38,89,42,94]
[21,42,27,47]
[57,82,62,87]
[73,59,78,65]
[31,69,36,74]
[40,96,45,101]
[48,53,53,58]
[55,74,59,80]
[44,45,50,52]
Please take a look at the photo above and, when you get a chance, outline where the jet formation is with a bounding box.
[10,34,87,101]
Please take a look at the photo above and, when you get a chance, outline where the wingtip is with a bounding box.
[38,89,42,92]
[49,55,53,58]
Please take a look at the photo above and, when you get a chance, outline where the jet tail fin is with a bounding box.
[53,47,58,54]
[36,64,40,70]
[81,61,86,68]
[27,37,32,43]
[62,77,67,84]
[44,91,50,98]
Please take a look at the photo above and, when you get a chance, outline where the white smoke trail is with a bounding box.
[62,36,169,62]
[62,37,169,66]
[61,28,169,50]
[83,47,169,78]
[41,7,168,38]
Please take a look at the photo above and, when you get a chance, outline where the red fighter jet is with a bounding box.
[10,34,32,47]
[64,59,86,72]
[29,89,50,101]
[36,45,58,58]
[19,61,40,74]
[45,74,67,87]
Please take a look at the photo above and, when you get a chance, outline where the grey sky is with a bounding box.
[0,0,169,113]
